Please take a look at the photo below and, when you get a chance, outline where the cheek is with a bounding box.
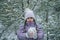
[27,19,29,22]
[27,19,33,22]
[31,19,33,21]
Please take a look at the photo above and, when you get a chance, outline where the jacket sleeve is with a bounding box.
[17,24,26,39]
[37,24,44,39]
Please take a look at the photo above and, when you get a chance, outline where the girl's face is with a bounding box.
[26,17,34,22]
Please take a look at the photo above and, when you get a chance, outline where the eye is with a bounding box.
[27,17,33,19]
[27,18,29,19]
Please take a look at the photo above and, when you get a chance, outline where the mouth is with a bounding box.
[28,21,32,23]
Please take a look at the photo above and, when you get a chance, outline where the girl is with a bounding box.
[17,8,44,40]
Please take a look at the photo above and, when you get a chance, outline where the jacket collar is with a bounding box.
[26,22,35,26]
